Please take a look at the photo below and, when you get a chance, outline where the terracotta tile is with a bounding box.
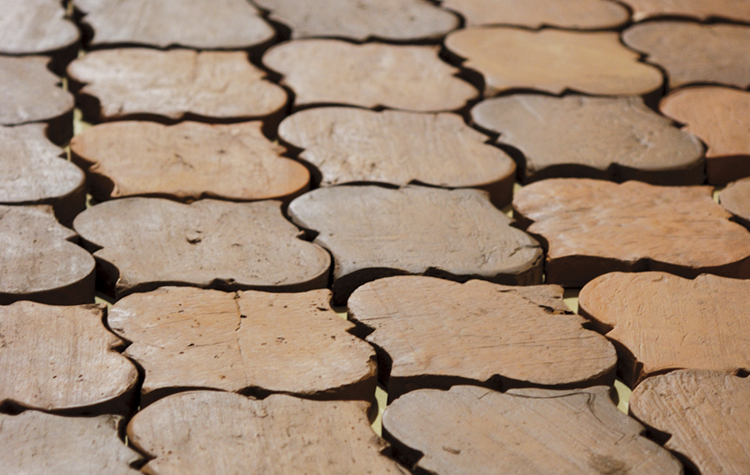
[108,286,377,405]
[513,179,750,287]
[660,86,750,184]
[472,94,704,184]
[128,391,408,474]
[254,0,458,41]
[348,276,616,399]
[383,385,681,474]
[279,107,515,206]
[0,301,137,415]
[73,198,331,298]
[445,27,664,96]
[263,40,478,112]
[288,185,543,304]
[630,370,750,475]
[70,121,309,202]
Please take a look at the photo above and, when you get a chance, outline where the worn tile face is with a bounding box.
[73,198,331,298]
[254,0,458,41]
[383,385,681,474]
[0,0,79,55]
[0,56,74,143]
[623,22,750,89]
[108,286,377,405]
[263,40,478,112]
[472,95,704,184]
[70,121,309,202]
[0,411,142,475]
[445,28,664,96]
[0,123,85,224]
[630,370,750,475]
[288,185,543,304]
[621,0,750,23]
[442,0,629,29]
[0,205,95,305]
[0,301,137,414]
[127,391,408,475]
[580,272,750,386]
[660,86,750,185]
[513,179,750,287]
[721,178,750,228]
[67,49,287,122]
[75,0,274,49]
[278,107,515,205]
[349,276,616,398]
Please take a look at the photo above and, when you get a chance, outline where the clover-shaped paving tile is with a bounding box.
[254,0,457,41]
[67,49,287,123]
[382,385,681,475]
[630,370,750,475]
[721,178,750,229]
[70,121,309,202]
[0,301,138,414]
[0,123,85,224]
[128,391,408,475]
[76,0,274,49]
[73,198,330,298]
[442,0,629,29]
[0,56,74,144]
[108,286,376,405]
[472,94,704,184]
[0,205,94,305]
[278,107,515,205]
[623,22,750,90]
[660,86,750,185]
[349,276,616,399]
[513,179,750,287]
[263,40,478,112]
[0,0,79,59]
[621,0,750,23]
[0,411,142,475]
[579,272,750,386]
[445,27,664,96]
[288,186,543,304]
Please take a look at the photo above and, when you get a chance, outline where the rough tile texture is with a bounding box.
[0,123,85,224]
[472,95,704,184]
[128,391,408,475]
[0,56,74,144]
[288,186,543,304]
[383,385,681,474]
[513,179,750,287]
[0,411,142,475]
[73,198,331,298]
[0,205,95,305]
[630,370,750,475]
[442,0,629,29]
[67,49,287,123]
[0,302,138,415]
[445,28,664,96]
[108,286,377,405]
[623,22,750,89]
[721,178,750,229]
[0,0,79,56]
[660,86,750,185]
[348,276,616,399]
[278,107,515,206]
[77,0,274,49]
[621,0,750,23]
[579,272,750,387]
[70,121,309,202]
[254,0,458,41]
[263,40,478,112]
